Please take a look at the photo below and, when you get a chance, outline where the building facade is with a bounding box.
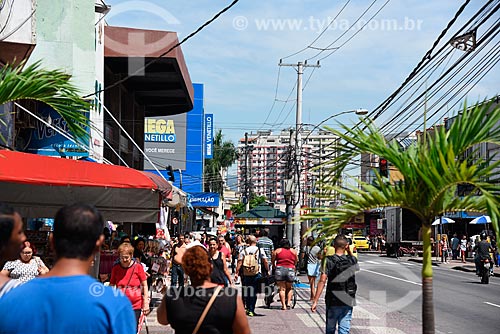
[237,129,339,209]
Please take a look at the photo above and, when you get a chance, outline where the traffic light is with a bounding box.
[166,165,175,182]
[379,158,388,177]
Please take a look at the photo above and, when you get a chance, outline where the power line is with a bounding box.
[82,0,241,98]
[370,0,473,121]
[305,0,387,61]
[281,0,352,60]
[317,0,391,62]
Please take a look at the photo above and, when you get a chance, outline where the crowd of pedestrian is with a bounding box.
[438,232,499,268]
[0,201,364,334]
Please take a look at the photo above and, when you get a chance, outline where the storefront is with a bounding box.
[0,149,172,273]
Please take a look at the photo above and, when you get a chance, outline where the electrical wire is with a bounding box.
[281,0,352,60]
[82,0,241,99]
[315,0,391,62]
[380,16,500,137]
[0,0,14,36]
[370,0,473,121]
[304,0,386,62]
[13,102,121,165]
[0,9,36,42]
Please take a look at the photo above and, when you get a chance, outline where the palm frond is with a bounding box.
[0,61,90,140]
[311,101,500,246]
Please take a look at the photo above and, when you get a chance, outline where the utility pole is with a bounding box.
[244,132,250,211]
[285,129,294,241]
[279,60,320,249]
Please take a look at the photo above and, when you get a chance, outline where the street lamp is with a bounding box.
[303,108,368,137]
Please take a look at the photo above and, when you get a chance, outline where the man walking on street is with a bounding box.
[312,234,358,334]
[0,203,136,334]
[235,235,269,317]
[451,233,460,260]
[257,229,274,273]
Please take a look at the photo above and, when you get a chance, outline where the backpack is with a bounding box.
[326,254,357,305]
[242,248,260,276]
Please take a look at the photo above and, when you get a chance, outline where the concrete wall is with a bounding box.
[26,0,95,94]
[0,0,36,45]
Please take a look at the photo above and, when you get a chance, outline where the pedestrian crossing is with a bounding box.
[358,260,418,266]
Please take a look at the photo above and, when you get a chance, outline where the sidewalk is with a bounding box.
[142,273,422,334]
[405,256,500,277]
[359,250,500,277]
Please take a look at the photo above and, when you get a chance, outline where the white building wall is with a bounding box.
[0,0,36,45]
[25,0,95,94]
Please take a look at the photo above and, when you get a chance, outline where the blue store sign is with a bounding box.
[205,114,213,159]
[26,105,89,157]
[190,192,220,207]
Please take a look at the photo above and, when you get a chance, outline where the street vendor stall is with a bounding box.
[0,150,173,276]
[0,149,172,221]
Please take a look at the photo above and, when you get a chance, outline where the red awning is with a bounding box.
[0,150,172,222]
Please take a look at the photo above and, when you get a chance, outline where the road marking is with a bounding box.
[352,326,407,334]
[296,313,324,327]
[382,261,398,265]
[296,305,379,328]
[353,306,379,319]
[401,262,415,266]
[484,301,500,308]
[366,260,381,264]
[296,314,408,333]
[361,268,422,286]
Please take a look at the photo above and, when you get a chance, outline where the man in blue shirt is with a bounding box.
[0,203,136,334]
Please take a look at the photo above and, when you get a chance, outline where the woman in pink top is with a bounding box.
[271,238,298,310]
[110,242,150,330]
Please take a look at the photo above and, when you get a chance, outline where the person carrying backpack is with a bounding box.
[311,234,359,334]
[235,235,269,317]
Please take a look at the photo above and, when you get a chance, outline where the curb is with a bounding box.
[407,258,500,277]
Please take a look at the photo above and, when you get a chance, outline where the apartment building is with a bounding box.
[237,129,339,209]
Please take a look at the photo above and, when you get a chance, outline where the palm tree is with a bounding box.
[204,130,238,195]
[307,101,500,334]
[0,61,90,143]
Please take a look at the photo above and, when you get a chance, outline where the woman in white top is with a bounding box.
[460,235,468,263]
[1,241,49,283]
[0,203,27,297]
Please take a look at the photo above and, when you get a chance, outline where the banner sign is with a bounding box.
[189,192,220,207]
[144,113,187,170]
[27,105,89,157]
[205,114,213,159]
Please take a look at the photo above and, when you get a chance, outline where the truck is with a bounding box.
[384,207,423,256]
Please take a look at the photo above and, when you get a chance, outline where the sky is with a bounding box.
[104,0,499,145]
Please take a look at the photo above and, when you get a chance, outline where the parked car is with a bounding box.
[353,236,370,250]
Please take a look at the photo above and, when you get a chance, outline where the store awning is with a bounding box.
[197,207,219,218]
[166,185,188,208]
[104,26,194,116]
[0,150,172,222]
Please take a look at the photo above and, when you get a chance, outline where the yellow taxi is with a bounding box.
[323,236,358,259]
[353,236,369,250]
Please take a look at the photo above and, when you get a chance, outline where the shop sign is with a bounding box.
[205,114,213,159]
[190,192,219,207]
[26,105,89,157]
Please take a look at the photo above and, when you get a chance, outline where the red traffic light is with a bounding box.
[379,158,388,177]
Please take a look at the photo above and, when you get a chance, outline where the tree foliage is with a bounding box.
[230,195,267,216]
[305,101,500,334]
[204,130,238,195]
[0,61,91,142]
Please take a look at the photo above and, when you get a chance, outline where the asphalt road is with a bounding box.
[356,253,500,334]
